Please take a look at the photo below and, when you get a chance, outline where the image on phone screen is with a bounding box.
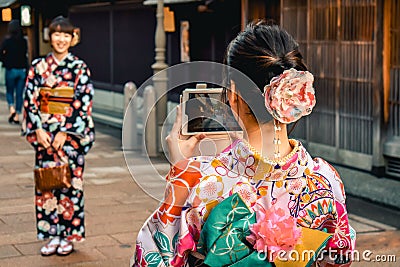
[185,92,241,133]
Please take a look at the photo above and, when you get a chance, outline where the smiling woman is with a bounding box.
[22,15,95,257]
[51,31,73,58]
[49,16,74,60]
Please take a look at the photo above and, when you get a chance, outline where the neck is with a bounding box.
[243,120,292,161]
[52,51,68,62]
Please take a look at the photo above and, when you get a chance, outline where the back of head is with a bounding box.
[225,21,308,123]
[8,19,22,38]
[49,15,74,36]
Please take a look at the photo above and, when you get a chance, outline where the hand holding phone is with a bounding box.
[165,105,206,165]
[171,84,242,158]
[181,86,242,135]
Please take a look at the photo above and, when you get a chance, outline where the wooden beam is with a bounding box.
[383,0,391,123]
[241,0,248,30]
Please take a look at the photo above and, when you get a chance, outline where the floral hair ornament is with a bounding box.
[264,68,316,159]
[264,68,316,124]
[71,28,80,47]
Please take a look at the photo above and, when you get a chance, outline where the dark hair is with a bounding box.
[49,16,74,36]
[224,21,308,124]
[8,20,22,39]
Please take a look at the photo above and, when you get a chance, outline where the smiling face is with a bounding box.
[50,31,72,59]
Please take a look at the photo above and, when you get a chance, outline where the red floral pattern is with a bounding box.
[133,139,355,266]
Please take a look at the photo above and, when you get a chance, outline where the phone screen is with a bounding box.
[185,92,241,133]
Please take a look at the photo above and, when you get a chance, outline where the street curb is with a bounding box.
[335,165,400,210]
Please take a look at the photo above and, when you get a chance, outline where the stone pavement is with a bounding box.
[0,96,163,266]
[0,95,399,266]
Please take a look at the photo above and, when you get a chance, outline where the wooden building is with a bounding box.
[0,0,398,178]
[280,0,400,178]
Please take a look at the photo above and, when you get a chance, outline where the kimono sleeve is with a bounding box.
[59,62,94,137]
[23,64,43,135]
[316,159,356,267]
[132,159,203,267]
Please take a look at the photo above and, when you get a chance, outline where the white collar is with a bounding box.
[51,52,70,65]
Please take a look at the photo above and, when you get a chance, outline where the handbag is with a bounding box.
[34,149,72,192]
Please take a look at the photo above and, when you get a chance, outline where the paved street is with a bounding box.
[0,95,399,266]
[0,97,163,266]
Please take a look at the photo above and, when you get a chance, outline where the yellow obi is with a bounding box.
[275,227,332,267]
[39,87,74,115]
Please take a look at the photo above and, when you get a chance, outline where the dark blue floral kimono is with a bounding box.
[23,53,95,242]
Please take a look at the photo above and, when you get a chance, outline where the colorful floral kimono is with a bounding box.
[23,53,95,242]
[133,139,356,267]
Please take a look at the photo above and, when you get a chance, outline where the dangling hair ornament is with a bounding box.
[264,68,316,159]
[71,28,79,47]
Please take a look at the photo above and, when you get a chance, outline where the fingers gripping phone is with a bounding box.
[180,84,243,156]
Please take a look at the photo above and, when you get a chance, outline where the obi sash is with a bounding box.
[39,87,74,115]
[197,193,332,267]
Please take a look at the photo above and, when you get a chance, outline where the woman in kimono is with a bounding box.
[23,16,94,256]
[133,22,356,267]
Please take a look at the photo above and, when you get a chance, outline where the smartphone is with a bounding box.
[181,85,242,135]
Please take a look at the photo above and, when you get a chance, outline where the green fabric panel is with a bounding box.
[198,193,272,266]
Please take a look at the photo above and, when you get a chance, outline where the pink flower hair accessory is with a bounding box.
[246,205,302,262]
[264,68,316,124]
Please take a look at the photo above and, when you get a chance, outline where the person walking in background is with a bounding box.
[23,16,95,256]
[0,19,28,124]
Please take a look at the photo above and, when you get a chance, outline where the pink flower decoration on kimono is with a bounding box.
[246,206,302,261]
[135,243,146,266]
[264,68,316,123]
